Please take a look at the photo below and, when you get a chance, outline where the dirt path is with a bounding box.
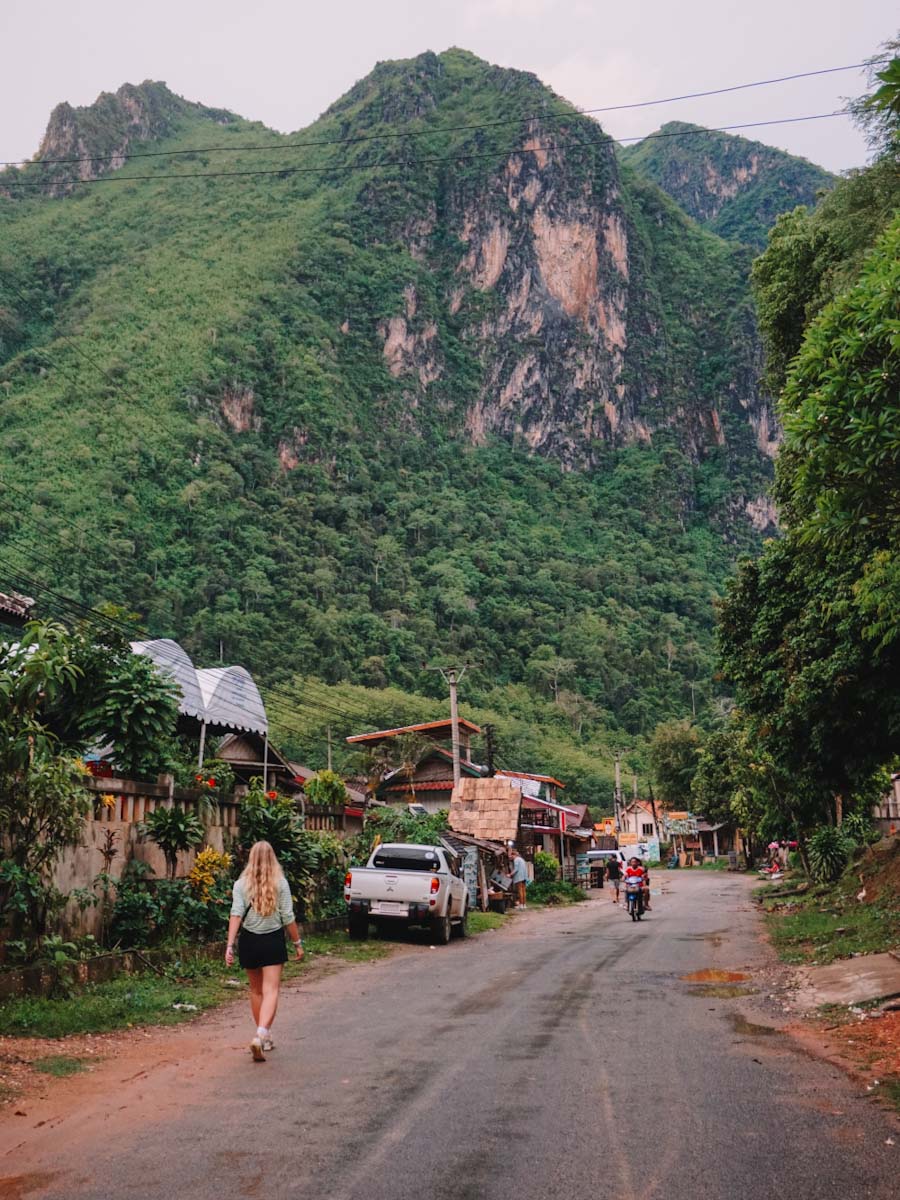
[0,938,414,1134]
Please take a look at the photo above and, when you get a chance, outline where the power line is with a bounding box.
[0,554,380,751]
[3,60,873,170]
[5,112,847,194]
[0,546,394,730]
[0,502,419,732]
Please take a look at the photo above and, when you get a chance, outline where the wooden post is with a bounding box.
[327,726,333,771]
[263,735,269,792]
[478,858,489,912]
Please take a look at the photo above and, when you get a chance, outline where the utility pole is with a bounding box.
[648,780,661,844]
[447,667,462,787]
[428,664,471,788]
[614,751,622,833]
[485,724,496,777]
[327,726,333,772]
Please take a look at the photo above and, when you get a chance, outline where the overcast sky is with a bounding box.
[1,1,896,173]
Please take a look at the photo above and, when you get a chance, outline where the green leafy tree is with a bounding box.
[848,44,900,157]
[20,620,180,779]
[79,651,180,779]
[303,769,349,807]
[142,807,205,879]
[649,720,702,808]
[0,623,91,939]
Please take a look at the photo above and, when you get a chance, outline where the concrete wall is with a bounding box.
[49,777,240,936]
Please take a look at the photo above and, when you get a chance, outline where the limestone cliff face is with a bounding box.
[449,126,636,462]
[354,56,778,476]
[20,82,234,196]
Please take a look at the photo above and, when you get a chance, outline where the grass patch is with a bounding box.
[0,931,391,1039]
[699,859,729,870]
[468,911,507,934]
[289,931,391,969]
[882,1078,900,1114]
[763,886,900,965]
[32,1055,87,1077]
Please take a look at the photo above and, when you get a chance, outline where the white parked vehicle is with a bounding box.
[344,842,469,944]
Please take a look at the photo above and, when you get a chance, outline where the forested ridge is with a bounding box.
[693,46,900,842]
[622,120,834,248]
[0,50,841,800]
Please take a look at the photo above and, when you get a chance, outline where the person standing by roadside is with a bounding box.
[605,854,622,904]
[225,841,304,1062]
[509,848,529,909]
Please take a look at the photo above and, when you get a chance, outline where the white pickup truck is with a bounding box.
[344,842,469,944]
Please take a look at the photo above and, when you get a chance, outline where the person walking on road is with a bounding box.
[509,848,528,909]
[605,854,622,903]
[225,840,304,1062]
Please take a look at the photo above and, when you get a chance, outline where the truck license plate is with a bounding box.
[373,901,405,914]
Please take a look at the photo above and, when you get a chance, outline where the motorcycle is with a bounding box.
[624,878,644,922]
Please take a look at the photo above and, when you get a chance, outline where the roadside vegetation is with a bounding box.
[650,47,900,884]
[758,838,900,965]
[0,931,391,1039]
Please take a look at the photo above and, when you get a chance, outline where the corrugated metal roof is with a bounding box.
[131,639,206,721]
[497,769,566,789]
[196,666,267,735]
[131,639,267,734]
[346,717,481,744]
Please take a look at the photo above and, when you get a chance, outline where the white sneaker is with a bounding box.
[262,1037,275,1052]
[250,1036,266,1062]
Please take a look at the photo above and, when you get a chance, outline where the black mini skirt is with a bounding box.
[238,927,288,969]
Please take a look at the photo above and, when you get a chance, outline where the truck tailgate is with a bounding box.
[348,868,437,911]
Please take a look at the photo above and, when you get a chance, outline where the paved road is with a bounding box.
[1,872,896,1199]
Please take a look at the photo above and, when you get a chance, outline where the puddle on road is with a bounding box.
[688,983,756,998]
[729,1013,778,1037]
[680,968,748,983]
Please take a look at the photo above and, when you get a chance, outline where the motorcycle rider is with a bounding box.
[624,857,646,916]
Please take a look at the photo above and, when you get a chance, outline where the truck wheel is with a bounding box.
[432,910,452,945]
[348,913,369,941]
[452,905,469,939]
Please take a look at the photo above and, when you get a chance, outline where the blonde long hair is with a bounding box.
[240,841,284,917]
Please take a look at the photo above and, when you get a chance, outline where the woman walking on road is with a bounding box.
[225,841,304,1062]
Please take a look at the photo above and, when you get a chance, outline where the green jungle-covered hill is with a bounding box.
[0,50,828,800]
[622,120,835,247]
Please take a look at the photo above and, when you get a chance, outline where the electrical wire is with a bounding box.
[5,111,847,194]
[3,59,875,169]
[0,553,373,758]
[0,547,394,731]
